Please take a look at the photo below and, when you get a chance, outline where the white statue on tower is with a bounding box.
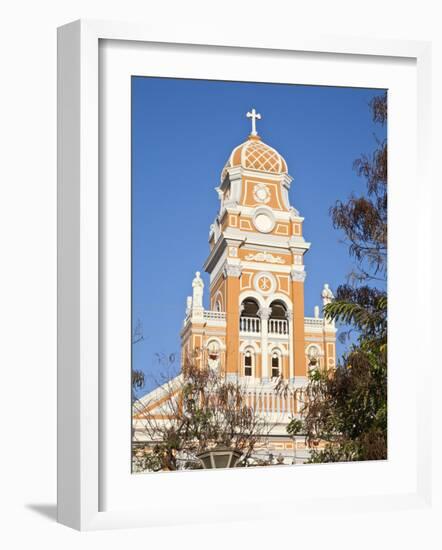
[192,271,204,308]
[321,283,334,306]
[321,283,335,326]
[189,271,204,322]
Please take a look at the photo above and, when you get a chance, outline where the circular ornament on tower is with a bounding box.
[253,183,271,204]
[254,272,277,296]
[252,207,276,233]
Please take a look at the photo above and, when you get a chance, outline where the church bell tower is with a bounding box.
[181,110,336,384]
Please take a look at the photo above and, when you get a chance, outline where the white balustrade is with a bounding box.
[268,318,288,335]
[239,316,261,334]
[240,317,290,335]
[203,310,226,321]
[304,317,324,327]
[244,388,294,416]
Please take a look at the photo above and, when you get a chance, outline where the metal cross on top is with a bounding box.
[246,108,262,136]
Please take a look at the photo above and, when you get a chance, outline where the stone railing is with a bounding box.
[203,310,226,321]
[240,317,290,336]
[243,385,298,416]
[268,319,288,335]
[304,317,324,328]
[239,316,261,334]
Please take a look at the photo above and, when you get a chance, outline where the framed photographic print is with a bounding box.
[57,20,432,530]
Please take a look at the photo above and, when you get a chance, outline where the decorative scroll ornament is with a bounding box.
[253,183,270,204]
[245,251,284,264]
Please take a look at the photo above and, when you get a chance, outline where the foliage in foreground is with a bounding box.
[133,359,272,472]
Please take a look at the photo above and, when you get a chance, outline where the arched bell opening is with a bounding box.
[269,300,288,335]
[239,298,261,334]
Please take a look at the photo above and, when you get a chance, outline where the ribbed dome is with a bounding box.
[221,135,288,181]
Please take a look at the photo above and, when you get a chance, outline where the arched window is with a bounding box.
[241,298,259,317]
[240,298,261,334]
[269,300,288,335]
[271,351,281,378]
[269,300,287,319]
[243,347,255,377]
[215,300,222,312]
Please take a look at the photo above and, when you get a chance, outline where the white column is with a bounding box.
[286,309,294,381]
[258,307,271,381]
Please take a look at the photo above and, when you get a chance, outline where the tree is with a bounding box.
[132,355,274,472]
[287,92,388,462]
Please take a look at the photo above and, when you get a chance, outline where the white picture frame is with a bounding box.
[57,19,432,531]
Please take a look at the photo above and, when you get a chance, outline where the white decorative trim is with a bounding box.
[258,306,272,320]
[267,291,293,310]
[254,271,277,295]
[239,340,261,353]
[290,269,307,282]
[212,290,224,312]
[235,204,303,222]
[244,251,284,264]
[305,343,324,356]
[239,290,266,308]
[253,182,271,204]
[242,261,291,273]
[204,337,226,352]
[223,227,311,251]
[223,264,242,278]
[268,344,288,357]
[252,206,276,233]
[242,243,290,255]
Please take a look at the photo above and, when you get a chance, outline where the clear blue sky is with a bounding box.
[131,77,386,393]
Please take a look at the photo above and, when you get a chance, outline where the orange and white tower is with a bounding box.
[135,110,338,463]
[181,110,337,387]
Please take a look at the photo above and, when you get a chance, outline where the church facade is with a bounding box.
[134,111,337,465]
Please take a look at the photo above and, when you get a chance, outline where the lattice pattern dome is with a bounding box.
[221,135,288,181]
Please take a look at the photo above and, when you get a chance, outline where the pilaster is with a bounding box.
[291,269,307,377]
[224,264,242,374]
